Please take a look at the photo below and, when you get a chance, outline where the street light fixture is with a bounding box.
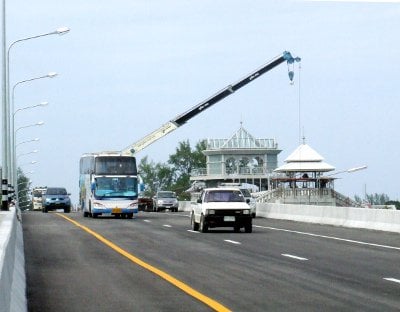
[14,121,43,209]
[15,121,44,134]
[9,73,54,185]
[2,26,69,211]
[326,165,368,177]
[14,101,48,115]
[20,160,37,166]
[17,150,38,159]
[16,137,40,147]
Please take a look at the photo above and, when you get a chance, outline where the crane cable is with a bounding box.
[287,59,302,144]
[297,62,302,145]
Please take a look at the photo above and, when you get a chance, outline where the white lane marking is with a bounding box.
[384,278,400,284]
[282,254,308,261]
[163,224,172,228]
[143,219,151,223]
[187,230,200,234]
[224,240,241,245]
[253,225,400,251]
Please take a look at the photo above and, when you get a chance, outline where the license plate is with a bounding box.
[224,216,235,222]
[112,208,122,213]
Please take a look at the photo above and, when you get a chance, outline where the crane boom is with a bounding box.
[121,51,300,155]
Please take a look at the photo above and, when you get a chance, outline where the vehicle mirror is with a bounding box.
[197,198,202,204]
[246,199,250,204]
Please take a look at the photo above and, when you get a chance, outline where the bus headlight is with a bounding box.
[93,201,106,208]
[207,209,215,215]
[242,209,250,215]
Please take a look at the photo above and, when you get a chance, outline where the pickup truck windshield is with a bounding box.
[205,190,244,203]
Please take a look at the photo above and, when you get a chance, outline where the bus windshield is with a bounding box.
[95,156,137,175]
[94,177,138,199]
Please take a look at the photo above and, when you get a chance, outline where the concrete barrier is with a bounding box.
[257,203,400,233]
[0,207,27,312]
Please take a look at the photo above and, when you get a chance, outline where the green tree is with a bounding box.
[17,168,32,210]
[168,140,207,199]
[366,193,390,205]
[138,140,207,200]
[385,201,400,210]
[355,193,394,207]
[138,156,174,196]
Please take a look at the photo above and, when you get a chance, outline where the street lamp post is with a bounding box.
[16,137,39,148]
[326,165,368,177]
[14,121,43,209]
[16,150,38,160]
[11,101,48,185]
[2,26,70,211]
[10,72,55,182]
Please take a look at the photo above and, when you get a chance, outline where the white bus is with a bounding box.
[79,152,138,218]
[32,186,47,211]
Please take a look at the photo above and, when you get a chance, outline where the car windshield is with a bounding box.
[205,190,244,203]
[157,192,176,198]
[33,190,44,197]
[46,188,67,195]
[94,177,138,199]
[240,188,251,197]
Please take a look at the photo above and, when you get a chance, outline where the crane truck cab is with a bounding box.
[190,187,252,233]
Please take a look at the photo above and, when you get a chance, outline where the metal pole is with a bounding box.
[1,0,8,210]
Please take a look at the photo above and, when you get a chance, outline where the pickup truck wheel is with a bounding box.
[191,213,199,231]
[245,223,253,233]
[199,215,208,233]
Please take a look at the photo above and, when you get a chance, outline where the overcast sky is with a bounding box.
[4,0,400,204]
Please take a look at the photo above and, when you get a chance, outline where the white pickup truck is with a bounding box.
[190,187,252,233]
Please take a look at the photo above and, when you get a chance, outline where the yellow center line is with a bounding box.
[57,213,231,312]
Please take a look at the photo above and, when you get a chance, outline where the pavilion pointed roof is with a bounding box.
[206,124,278,150]
[275,143,335,172]
[284,143,324,162]
[221,125,259,148]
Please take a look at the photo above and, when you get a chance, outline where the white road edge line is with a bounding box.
[143,220,151,223]
[383,278,400,284]
[163,224,172,228]
[282,254,308,261]
[187,230,200,234]
[224,240,241,245]
[253,225,400,251]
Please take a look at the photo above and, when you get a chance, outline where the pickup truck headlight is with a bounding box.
[206,209,215,215]
[242,209,250,215]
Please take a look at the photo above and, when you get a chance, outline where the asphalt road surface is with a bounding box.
[22,211,400,312]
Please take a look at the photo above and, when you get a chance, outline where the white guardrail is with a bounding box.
[179,201,400,233]
[255,202,400,233]
[0,207,27,312]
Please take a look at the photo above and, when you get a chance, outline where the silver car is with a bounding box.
[153,191,179,212]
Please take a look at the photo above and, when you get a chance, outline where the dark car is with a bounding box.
[42,187,71,213]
